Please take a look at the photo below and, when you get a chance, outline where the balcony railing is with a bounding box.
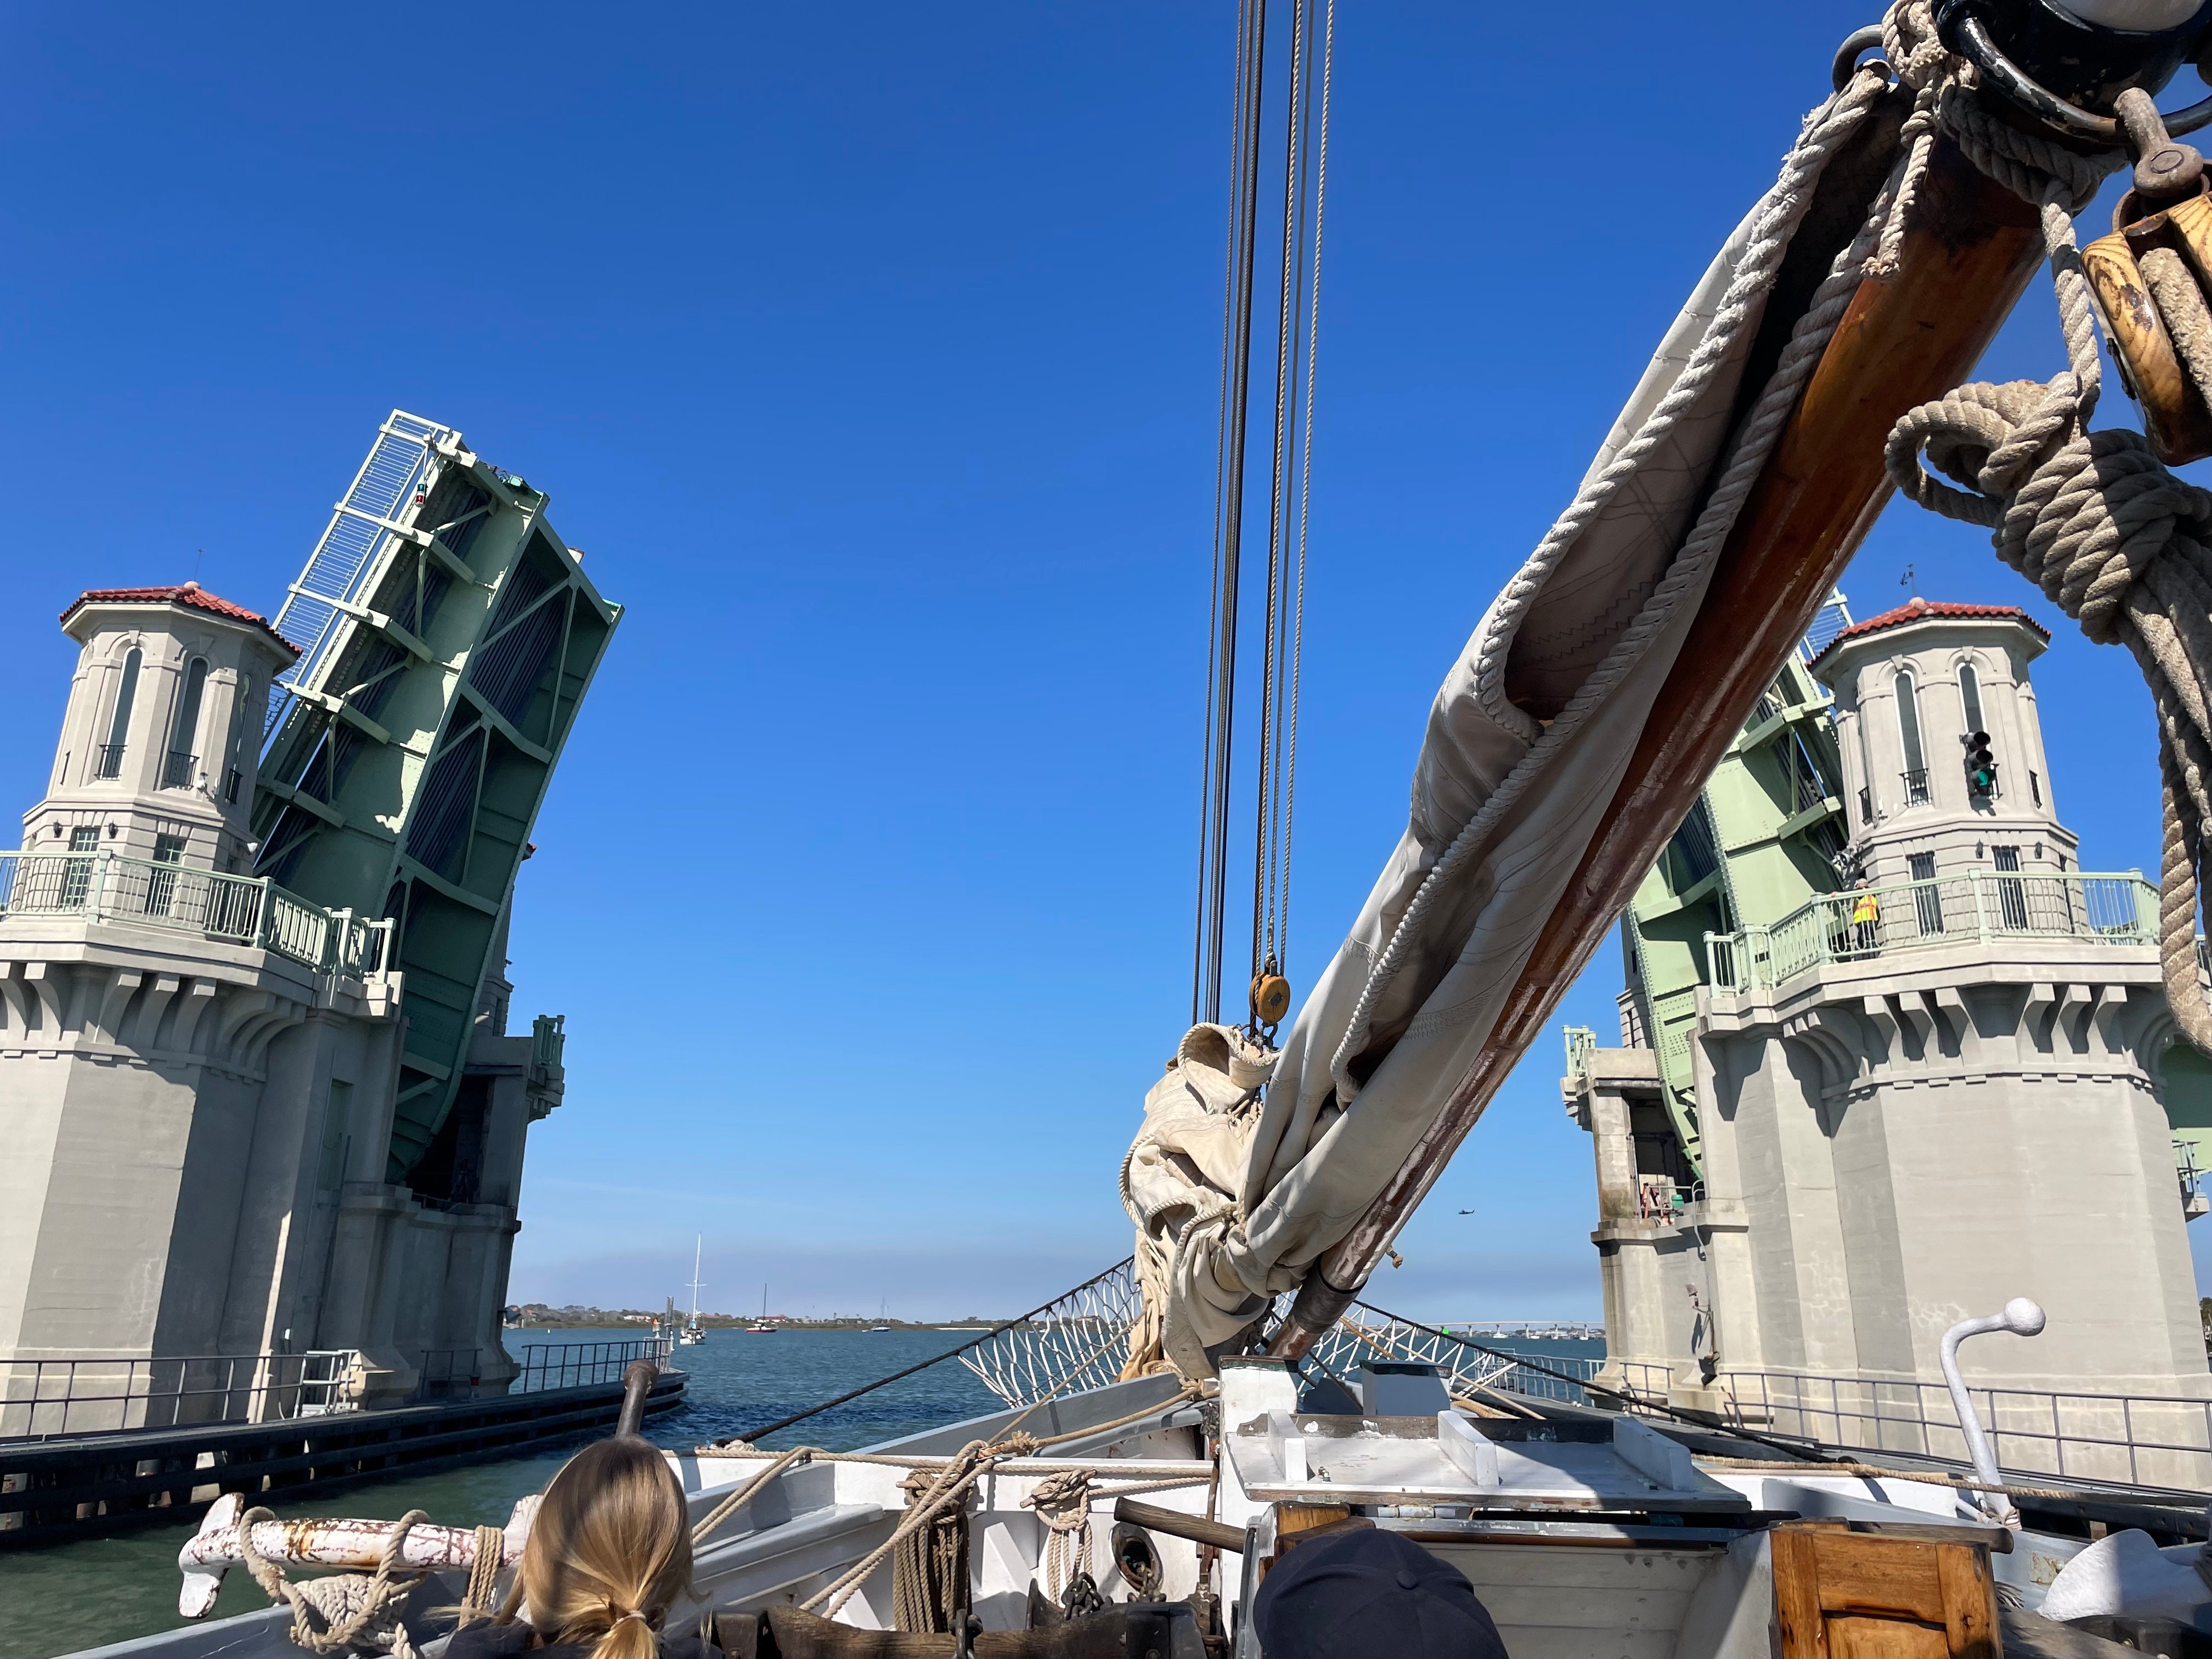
[160,750,198,789]
[0,849,392,978]
[0,1349,361,1440]
[1901,768,1931,806]
[533,1012,567,1070]
[94,744,126,780]
[1705,870,2157,993]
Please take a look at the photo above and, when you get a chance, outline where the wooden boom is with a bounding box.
[1270,126,2048,1358]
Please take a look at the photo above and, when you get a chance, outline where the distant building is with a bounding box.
[0,414,619,1417]
[1566,596,2210,1418]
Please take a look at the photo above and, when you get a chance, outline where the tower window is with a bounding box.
[163,657,207,789]
[1958,662,1985,736]
[1895,671,1929,804]
[98,648,140,778]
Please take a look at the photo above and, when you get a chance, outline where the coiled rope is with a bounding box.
[1875,14,2212,1048]
[238,1505,432,1655]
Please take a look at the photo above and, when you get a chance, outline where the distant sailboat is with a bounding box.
[678,1237,707,1346]
[871,1297,889,1332]
[746,1284,776,1334]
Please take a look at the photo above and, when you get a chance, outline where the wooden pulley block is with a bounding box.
[1249,972,1291,1027]
[2084,186,2212,464]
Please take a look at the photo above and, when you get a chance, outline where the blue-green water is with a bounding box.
[0,1327,1602,1659]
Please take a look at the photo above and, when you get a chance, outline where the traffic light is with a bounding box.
[1965,730,1997,795]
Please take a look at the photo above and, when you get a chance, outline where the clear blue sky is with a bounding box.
[0,3,2197,1319]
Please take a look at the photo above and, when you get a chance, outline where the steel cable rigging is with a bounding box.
[1191,0,1335,1037]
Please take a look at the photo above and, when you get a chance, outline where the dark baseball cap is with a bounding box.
[1253,1526,1509,1659]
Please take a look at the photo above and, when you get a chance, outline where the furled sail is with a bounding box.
[1126,60,1910,1381]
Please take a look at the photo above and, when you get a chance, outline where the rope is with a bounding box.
[1276,0,1331,977]
[802,1435,1031,1620]
[1875,22,2212,1047]
[891,1465,970,1634]
[1324,48,1899,1104]
[1023,1470,1094,1602]
[238,1504,430,1655]
[459,1525,505,1628]
[1195,0,1271,1026]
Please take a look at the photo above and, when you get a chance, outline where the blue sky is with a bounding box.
[0,2,2198,1320]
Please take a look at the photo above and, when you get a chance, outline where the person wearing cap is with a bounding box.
[1253,1525,1509,1657]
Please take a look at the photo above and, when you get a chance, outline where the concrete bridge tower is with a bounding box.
[1567,597,2209,1443]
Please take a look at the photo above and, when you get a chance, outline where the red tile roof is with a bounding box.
[60,582,299,656]
[1812,597,2048,663]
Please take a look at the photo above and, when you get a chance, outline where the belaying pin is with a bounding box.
[1250,971,1291,1028]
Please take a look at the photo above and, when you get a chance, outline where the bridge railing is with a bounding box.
[1706,870,2157,994]
[0,850,391,978]
[0,1350,362,1440]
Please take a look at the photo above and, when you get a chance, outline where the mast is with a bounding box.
[689,1237,702,1323]
[1269,5,2212,1357]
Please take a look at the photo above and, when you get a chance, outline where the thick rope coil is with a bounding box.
[1879,44,2212,1047]
[238,1506,430,1656]
[1022,1469,1094,1602]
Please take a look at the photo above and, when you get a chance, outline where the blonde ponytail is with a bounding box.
[510,1438,694,1659]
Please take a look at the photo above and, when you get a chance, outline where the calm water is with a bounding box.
[0,1327,1602,1659]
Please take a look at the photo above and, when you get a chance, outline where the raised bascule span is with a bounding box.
[251,411,622,1183]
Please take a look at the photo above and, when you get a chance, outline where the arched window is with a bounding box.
[1959,662,1985,737]
[98,648,140,778]
[165,658,208,788]
[1895,670,1929,804]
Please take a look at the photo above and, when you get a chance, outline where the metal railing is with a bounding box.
[511,1338,674,1396]
[94,744,126,780]
[266,410,459,739]
[1703,1368,2212,1492]
[1705,870,2157,993]
[1562,1024,1596,1086]
[0,849,391,978]
[1901,768,1931,805]
[533,1012,566,1070]
[0,1350,361,1440]
[161,751,198,789]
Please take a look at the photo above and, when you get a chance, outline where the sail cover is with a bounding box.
[1124,72,1900,1380]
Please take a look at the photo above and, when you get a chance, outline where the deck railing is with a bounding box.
[1705,870,2157,994]
[1702,1368,2212,1492]
[510,1338,674,1396]
[0,1350,362,1440]
[0,849,391,978]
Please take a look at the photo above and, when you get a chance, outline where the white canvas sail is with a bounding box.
[1125,72,1899,1380]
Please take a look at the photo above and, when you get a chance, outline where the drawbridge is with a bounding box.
[252,410,622,1182]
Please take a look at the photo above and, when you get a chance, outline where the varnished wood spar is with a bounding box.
[1271,133,2046,1359]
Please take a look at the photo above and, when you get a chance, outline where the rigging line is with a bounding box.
[1278,0,1332,972]
[1194,0,1256,1026]
[1207,0,1272,1023]
[1268,0,1320,973]
[1253,0,1309,982]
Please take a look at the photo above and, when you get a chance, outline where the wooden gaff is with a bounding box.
[1268,130,2047,1358]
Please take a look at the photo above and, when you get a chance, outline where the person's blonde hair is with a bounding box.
[501,1437,693,1659]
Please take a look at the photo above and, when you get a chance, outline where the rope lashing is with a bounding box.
[799,1432,1038,1621]
[1023,1469,1094,1602]
[238,1505,431,1656]
[460,1526,506,1628]
[1877,20,2212,1051]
